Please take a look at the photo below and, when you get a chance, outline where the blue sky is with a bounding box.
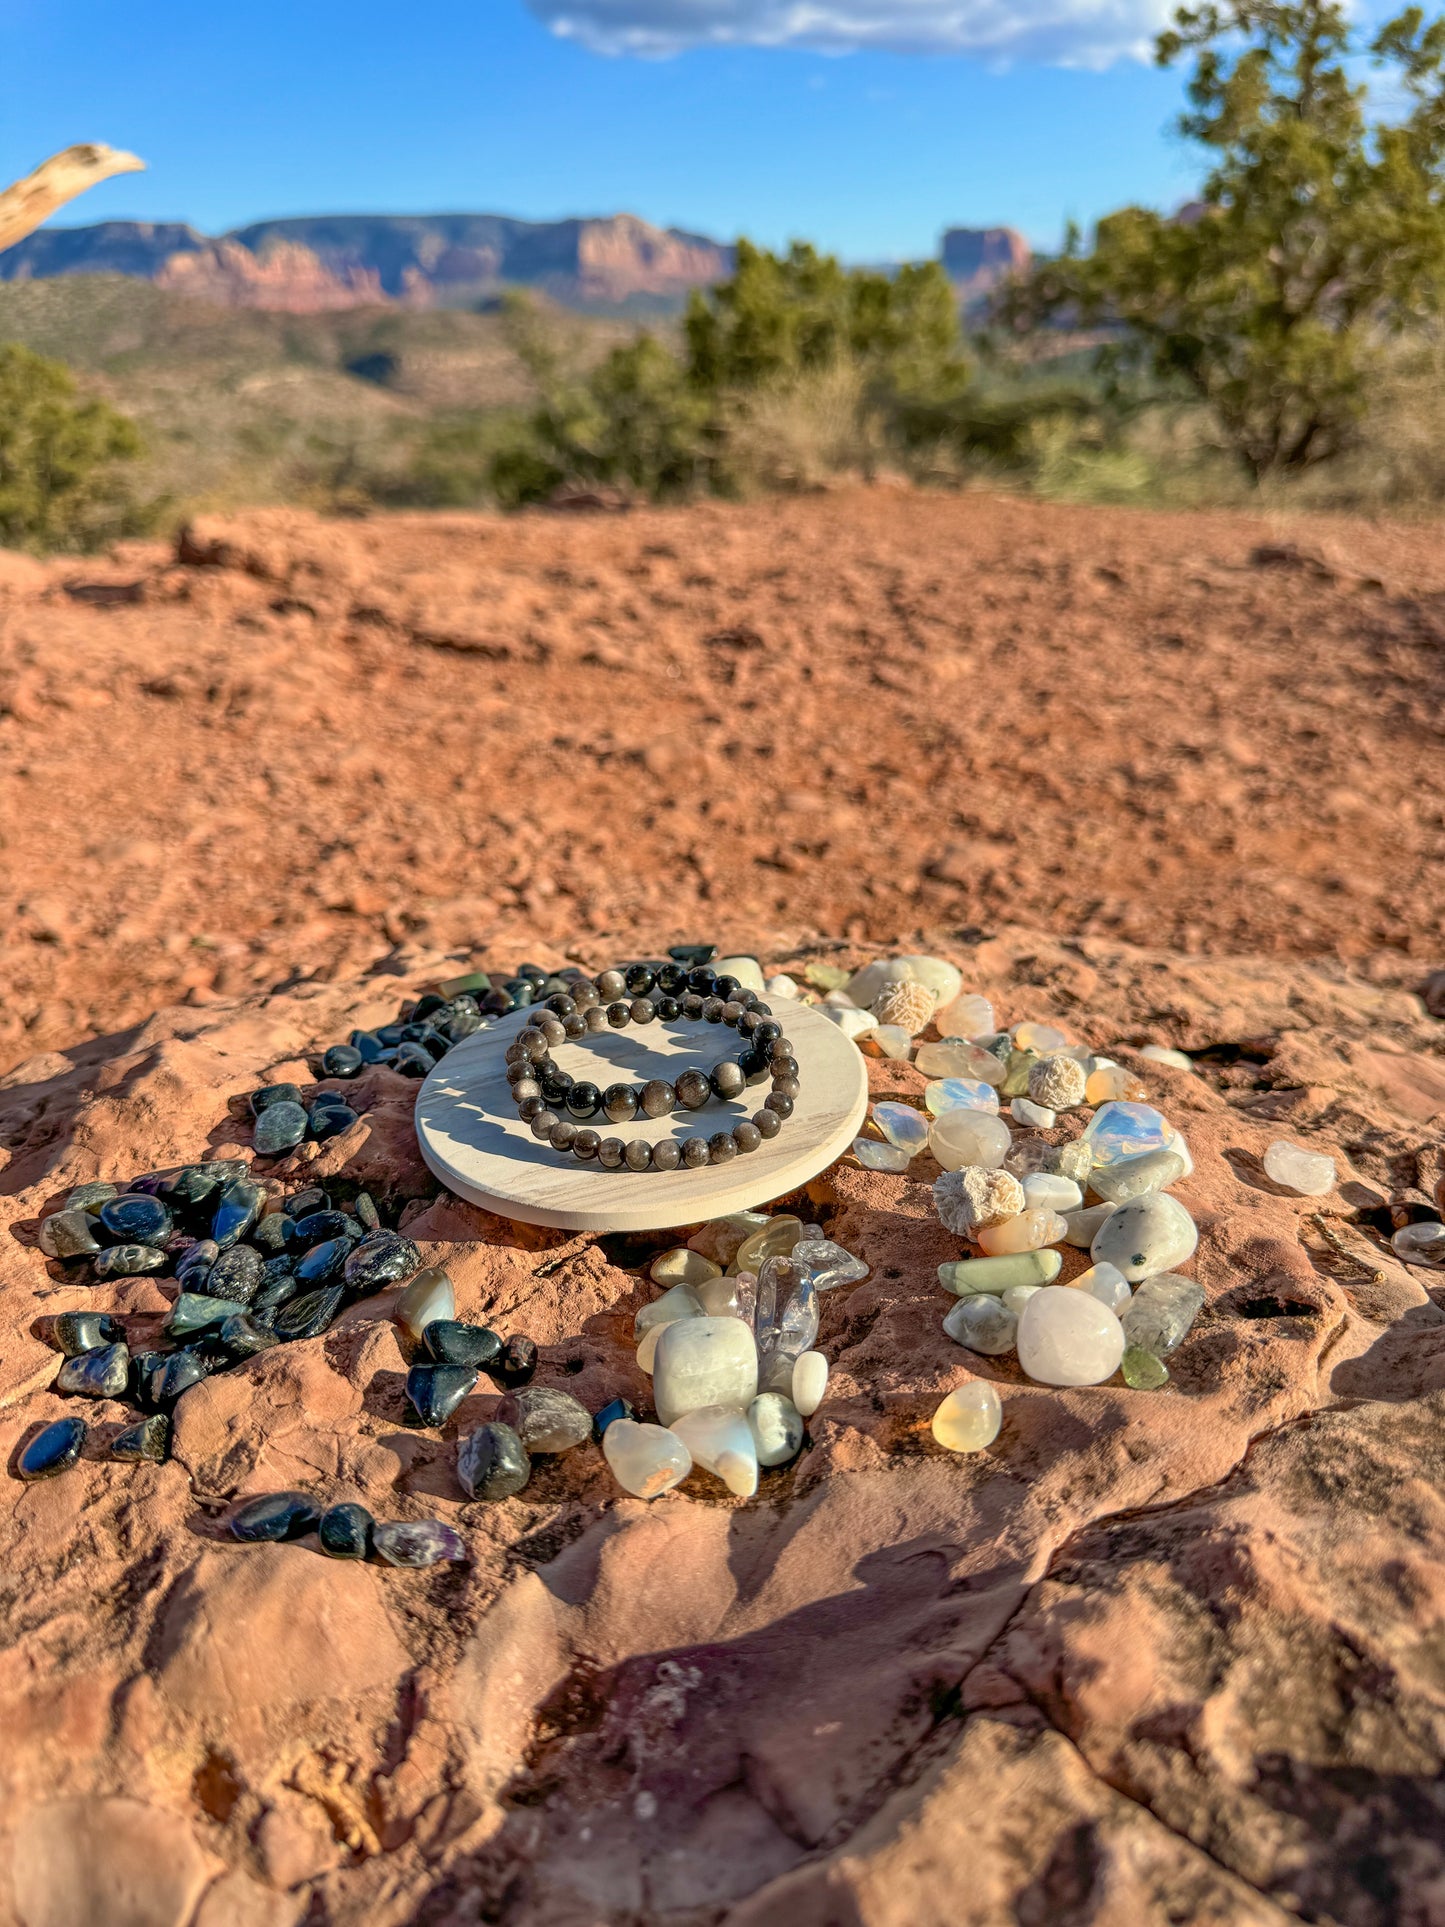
[0,0,1203,257]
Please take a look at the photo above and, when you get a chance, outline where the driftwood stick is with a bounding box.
[0,144,145,255]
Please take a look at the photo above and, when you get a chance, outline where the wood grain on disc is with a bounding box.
[414,997,869,1231]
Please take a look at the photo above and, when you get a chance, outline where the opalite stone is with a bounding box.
[712,955,766,994]
[934,993,995,1040]
[1016,1286,1125,1387]
[688,1211,770,1265]
[938,1249,1062,1295]
[1071,1261,1132,1313]
[1122,1346,1170,1389]
[1122,1273,1205,1355]
[865,1024,913,1060]
[670,1406,758,1497]
[915,1040,1006,1085]
[395,1266,455,1340]
[1085,1064,1146,1105]
[872,1103,931,1156]
[650,1247,723,1287]
[791,1350,829,1415]
[17,1417,86,1480]
[931,1381,1002,1452]
[853,1137,911,1173]
[976,1209,1067,1256]
[1092,1194,1198,1282]
[748,1392,804,1466]
[1011,1098,1056,1129]
[457,1422,531,1499]
[1013,1021,1069,1052]
[653,1317,758,1426]
[1393,1222,1445,1267]
[766,974,800,999]
[374,1520,466,1567]
[603,1418,692,1498]
[635,1283,705,1340]
[497,1386,592,1453]
[934,1165,1025,1234]
[732,1217,804,1273]
[39,1209,102,1259]
[1029,1054,1087,1112]
[1082,1101,1174,1166]
[925,1078,1001,1118]
[1090,1149,1186,1205]
[930,1110,1011,1172]
[1022,1173,1083,1212]
[1064,1202,1116,1247]
[1140,1045,1194,1070]
[846,955,962,1012]
[944,1294,1017,1355]
[793,1236,869,1290]
[1262,1140,1336,1196]
[1002,1284,1041,1316]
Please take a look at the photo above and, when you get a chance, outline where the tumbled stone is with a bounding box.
[272,1284,346,1342]
[1010,1097,1056,1129]
[143,1349,209,1408]
[792,1351,829,1415]
[373,1520,466,1567]
[938,1249,1062,1295]
[65,1181,118,1213]
[670,1405,758,1497]
[1092,1193,1198,1282]
[1063,1202,1117,1247]
[1262,1139,1337,1196]
[766,973,799,999]
[93,1243,168,1280]
[1393,1221,1445,1267]
[51,1311,123,1357]
[712,955,766,994]
[929,1110,1011,1172]
[309,1102,360,1141]
[1085,1064,1147,1105]
[748,1392,804,1466]
[494,1334,538,1388]
[56,1341,130,1399]
[864,1024,912,1060]
[1013,1021,1069,1053]
[212,1178,265,1249]
[423,1321,503,1369]
[1090,1148,1186,1205]
[1021,1173,1083,1213]
[792,1236,869,1291]
[731,1217,805,1276]
[649,1247,723,1287]
[826,1005,881,1042]
[17,1417,87,1480]
[294,1237,351,1287]
[852,1137,911,1172]
[1002,1284,1042,1316]
[230,1491,319,1542]
[218,1313,281,1359]
[39,1209,102,1260]
[1082,1100,1174,1166]
[458,1421,532,1500]
[761,1258,819,1355]
[931,1381,1002,1453]
[687,1211,771,1266]
[1028,1054,1087,1112]
[925,1078,1001,1119]
[109,1414,169,1462]
[289,1209,353,1250]
[1016,1286,1125,1387]
[871,1104,931,1157]
[346,1231,421,1296]
[1122,1346,1170,1389]
[653,1316,758,1426]
[848,955,962,1012]
[934,992,995,1039]
[406,1361,477,1427]
[99,1193,173,1249]
[602,1417,692,1498]
[318,1502,373,1558]
[165,1293,248,1337]
[934,1165,1025,1234]
[322,1044,364,1079]
[395,1266,454,1340]
[496,1386,592,1453]
[592,1396,637,1438]
[1122,1273,1205,1355]
[250,1083,302,1116]
[943,1295,1018,1356]
[205,1243,263,1303]
[253,1101,308,1157]
[1070,1261,1132,1313]
[916,1040,1006,1085]
[1140,1045,1194,1070]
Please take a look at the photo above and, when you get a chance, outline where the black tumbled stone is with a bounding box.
[406,1362,478,1427]
[309,1103,360,1141]
[250,1083,303,1116]
[51,1311,123,1357]
[493,1335,538,1389]
[93,1243,168,1280]
[318,1502,373,1559]
[344,1232,420,1294]
[230,1491,320,1542]
[212,1179,265,1249]
[254,1101,309,1157]
[373,1519,466,1567]
[109,1414,169,1462]
[206,1242,264,1303]
[457,1422,531,1500]
[321,1043,364,1078]
[423,1321,503,1369]
[56,1341,130,1399]
[295,1237,350,1287]
[145,1349,209,1408]
[99,1193,173,1249]
[272,1285,346,1342]
[218,1313,281,1360]
[289,1210,353,1250]
[17,1417,87,1480]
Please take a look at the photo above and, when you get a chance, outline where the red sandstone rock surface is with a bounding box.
[1,494,1443,1924]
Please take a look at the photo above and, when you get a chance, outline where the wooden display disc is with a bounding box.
[414,996,870,1232]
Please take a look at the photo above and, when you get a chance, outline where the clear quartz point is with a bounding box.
[792,1236,868,1291]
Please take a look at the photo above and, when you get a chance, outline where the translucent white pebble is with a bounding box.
[872,1102,931,1156]
[765,974,800,1000]
[396,1267,455,1341]
[1091,1193,1198,1283]
[1022,1173,1084,1212]
[846,955,963,1012]
[1089,1148,1186,1205]
[1016,1285,1126,1387]
[697,1273,744,1318]
[669,1406,759,1498]
[943,1294,1018,1355]
[637,1302,703,1373]
[635,1283,705,1339]
[929,1110,1011,1172]
[653,1317,759,1425]
[1002,1284,1041,1316]
[1011,1098,1056,1129]
[1064,1202,1117,1247]
[853,1136,912,1173]
[791,1350,829,1416]
[926,1078,1001,1117]
[931,1380,1002,1452]
[603,1419,692,1499]
[1071,1261,1132,1313]
[976,1209,1068,1256]
[712,955,766,994]
[916,1040,1007,1085]
[934,993,995,1040]
[650,1247,722,1287]
[748,1392,804,1466]
[1141,1045,1194,1070]
[1168,1129,1194,1179]
[792,1236,869,1290]
[1393,1221,1445,1267]
[1012,1021,1069,1053]
[866,1024,913,1060]
[827,1006,880,1042]
[1262,1140,1337,1197]
[1083,1101,1174,1166]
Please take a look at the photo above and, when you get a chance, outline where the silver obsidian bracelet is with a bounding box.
[503,962,800,1170]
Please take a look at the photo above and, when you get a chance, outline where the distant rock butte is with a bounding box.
[0,211,1026,313]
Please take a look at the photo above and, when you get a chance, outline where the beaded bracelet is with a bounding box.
[503,962,801,1170]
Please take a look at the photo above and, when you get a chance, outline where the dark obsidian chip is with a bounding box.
[218,1313,281,1360]
[144,1349,210,1409]
[405,1361,478,1427]
[321,1043,363,1078]
[318,1502,373,1559]
[393,1043,434,1078]
[16,1417,87,1480]
[212,1179,265,1249]
[457,1422,531,1501]
[671,944,717,967]
[230,1490,320,1542]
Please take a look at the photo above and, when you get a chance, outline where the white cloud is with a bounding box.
[526,0,1174,68]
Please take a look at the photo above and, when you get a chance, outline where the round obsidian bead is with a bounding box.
[754,1107,783,1139]
[539,1068,574,1104]
[771,1074,801,1100]
[566,1081,602,1120]
[549,1119,579,1151]
[563,1012,587,1038]
[771,1053,800,1080]
[707,1131,738,1164]
[710,1060,746,1101]
[738,1046,770,1084]
[656,963,688,996]
[545,993,577,1017]
[518,1095,546,1123]
[765,1091,795,1119]
[752,1020,784,1050]
[606,1001,631,1028]
[686,967,717,996]
[681,1136,711,1168]
[712,974,740,1001]
[638,1079,675,1119]
[511,1077,542,1105]
[681,992,705,1019]
[584,1005,609,1033]
[596,969,627,1002]
[624,964,656,995]
[629,997,656,1024]
[623,1139,653,1172]
[655,995,682,1021]
[733,1120,764,1155]
[721,1001,746,1026]
[572,1129,600,1161]
[530,1109,560,1140]
[597,1137,626,1169]
[570,981,601,1010]
[675,1069,711,1111]
[651,1139,682,1171]
[603,1083,640,1123]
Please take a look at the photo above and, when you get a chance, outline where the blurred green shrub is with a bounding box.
[0,342,155,550]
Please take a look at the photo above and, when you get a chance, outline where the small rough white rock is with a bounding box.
[653,1317,759,1426]
[1091,1193,1198,1283]
[603,1419,692,1499]
[1011,1097,1057,1129]
[934,1166,1025,1235]
[1016,1285,1126,1387]
[791,1350,829,1416]
[1028,1053,1088,1112]
[931,1380,1002,1452]
[1262,1139,1336,1197]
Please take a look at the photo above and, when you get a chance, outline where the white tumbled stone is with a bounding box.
[1140,1045,1195,1070]
[765,974,800,999]
[1262,1139,1336,1197]
[1011,1097,1057,1129]
[846,955,962,1013]
[670,1406,759,1497]
[1063,1202,1117,1247]
[1021,1172,1084,1213]
[825,1005,879,1042]
[748,1392,804,1466]
[931,1380,1002,1452]
[934,992,996,1040]
[865,1024,913,1059]
[712,955,766,994]
[395,1267,455,1341]
[930,1109,1012,1172]
[603,1419,692,1499]
[1091,1192,1198,1283]
[1001,1284,1041,1316]
[791,1350,829,1416]
[1071,1260,1132,1312]
[635,1283,705,1340]
[943,1294,1018,1355]
[1016,1285,1126,1387]
[650,1247,723,1287]
[1089,1148,1186,1205]
[653,1316,759,1425]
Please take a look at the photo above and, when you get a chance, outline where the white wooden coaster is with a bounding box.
[414,996,869,1232]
